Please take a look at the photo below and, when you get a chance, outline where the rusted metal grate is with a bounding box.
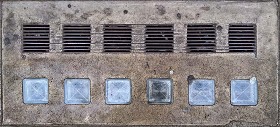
[103,25,132,52]
[63,25,91,52]
[187,24,216,52]
[228,24,256,53]
[145,25,174,52]
[22,25,50,52]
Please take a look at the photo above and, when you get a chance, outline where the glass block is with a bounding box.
[189,79,215,106]
[23,78,48,104]
[147,78,172,104]
[64,79,90,104]
[106,78,131,105]
[231,77,258,106]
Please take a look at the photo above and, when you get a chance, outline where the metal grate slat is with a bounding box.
[103,25,132,52]
[144,24,174,52]
[187,24,216,53]
[228,24,256,53]
[22,24,50,52]
[63,24,91,52]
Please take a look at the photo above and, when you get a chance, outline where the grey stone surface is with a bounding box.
[0,0,279,126]
[0,1,2,126]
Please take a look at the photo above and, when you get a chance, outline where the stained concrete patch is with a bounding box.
[155,5,166,15]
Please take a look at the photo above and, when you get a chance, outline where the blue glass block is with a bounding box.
[64,79,90,104]
[231,77,258,106]
[189,79,215,106]
[147,78,172,104]
[106,78,131,105]
[23,78,48,104]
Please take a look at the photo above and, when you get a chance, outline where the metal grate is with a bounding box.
[228,24,256,53]
[145,25,174,52]
[103,25,132,52]
[63,25,91,52]
[22,25,50,52]
[187,24,216,52]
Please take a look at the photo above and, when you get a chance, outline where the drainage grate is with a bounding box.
[145,25,174,52]
[103,25,132,52]
[186,24,216,52]
[22,25,50,52]
[228,24,256,53]
[63,25,91,52]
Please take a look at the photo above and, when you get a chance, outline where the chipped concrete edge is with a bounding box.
[0,0,276,2]
[0,0,279,127]
[278,0,280,126]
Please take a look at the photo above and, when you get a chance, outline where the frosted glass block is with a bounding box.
[189,79,215,106]
[147,78,172,104]
[106,78,131,104]
[23,78,48,104]
[231,77,258,106]
[64,79,90,104]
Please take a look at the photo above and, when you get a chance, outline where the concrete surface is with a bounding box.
[0,0,279,126]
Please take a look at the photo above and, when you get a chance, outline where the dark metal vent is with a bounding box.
[63,25,91,52]
[187,24,216,52]
[228,24,256,53]
[145,25,174,52]
[22,25,50,52]
[103,25,132,52]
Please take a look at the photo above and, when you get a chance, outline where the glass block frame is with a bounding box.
[105,78,132,105]
[231,77,258,106]
[23,78,49,104]
[147,78,173,104]
[64,78,91,104]
[188,79,215,106]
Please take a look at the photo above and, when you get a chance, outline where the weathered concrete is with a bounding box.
[0,1,2,126]
[1,1,279,126]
